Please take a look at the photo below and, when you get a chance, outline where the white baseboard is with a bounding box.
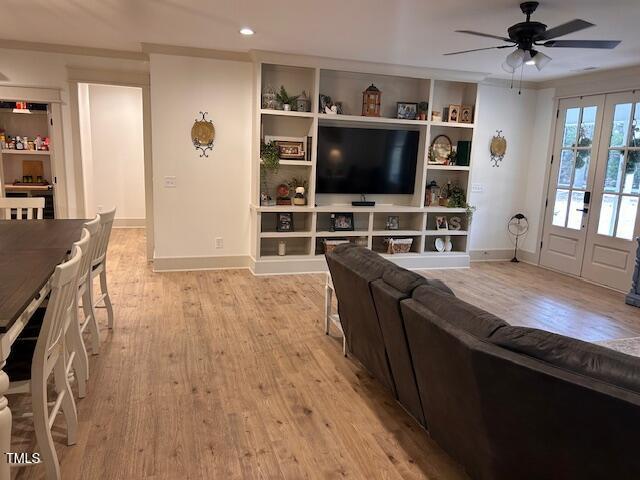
[113,218,146,228]
[153,254,251,272]
[470,248,538,264]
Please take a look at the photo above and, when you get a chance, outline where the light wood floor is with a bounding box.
[12,228,640,480]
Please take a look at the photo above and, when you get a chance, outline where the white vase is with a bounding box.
[283,104,291,111]
[445,235,453,252]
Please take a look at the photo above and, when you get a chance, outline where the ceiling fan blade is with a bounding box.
[455,30,512,42]
[542,40,621,49]
[444,45,513,56]
[535,19,594,41]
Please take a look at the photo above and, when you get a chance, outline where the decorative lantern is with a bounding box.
[425,180,440,206]
[262,84,277,110]
[296,90,310,112]
[362,84,381,117]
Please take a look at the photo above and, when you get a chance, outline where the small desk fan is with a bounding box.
[508,213,529,263]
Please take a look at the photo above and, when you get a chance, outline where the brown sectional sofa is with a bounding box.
[326,243,640,480]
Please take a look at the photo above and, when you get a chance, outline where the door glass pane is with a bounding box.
[610,103,632,147]
[604,150,625,193]
[553,189,570,227]
[558,150,574,187]
[573,151,590,189]
[616,196,638,240]
[598,194,619,236]
[578,106,597,147]
[562,108,579,147]
[623,150,640,195]
[631,103,640,147]
[567,191,585,230]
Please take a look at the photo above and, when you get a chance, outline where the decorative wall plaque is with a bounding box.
[191,111,215,157]
[490,130,507,167]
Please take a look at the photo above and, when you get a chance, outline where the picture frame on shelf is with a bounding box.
[264,135,307,160]
[396,102,418,120]
[386,215,400,230]
[436,216,448,230]
[276,212,294,232]
[460,105,473,123]
[429,134,453,165]
[331,213,354,231]
[445,104,461,123]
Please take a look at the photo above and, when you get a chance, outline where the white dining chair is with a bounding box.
[90,208,115,333]
[5,245,82,480]
[0,197,44,220]
[65,221,99,398]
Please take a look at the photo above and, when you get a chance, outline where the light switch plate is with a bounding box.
[471,183,484,193]
[164,176,177,188]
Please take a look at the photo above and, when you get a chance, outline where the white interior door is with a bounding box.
[540,96,605,276]
[581,92,640,291]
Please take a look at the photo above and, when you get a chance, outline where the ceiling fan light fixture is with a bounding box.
[532,50,552,70]
[505,48,526,69]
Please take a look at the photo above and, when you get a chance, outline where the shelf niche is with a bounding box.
[261,64,315,112]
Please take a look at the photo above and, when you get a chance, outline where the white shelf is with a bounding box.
[425,230,468,236]
[314,205,423,213]
[371,230,422,236]
[260,109,314,118]
[422,251,468,257]
[318,113,429,127]
[424,206,467,213]
[426,164,470,171]
[430,120,474,129]
[316,231,368,237]
[1,149,49,156]
[260,231,312,238]
[251,205,315,212]
[260,159,312,167]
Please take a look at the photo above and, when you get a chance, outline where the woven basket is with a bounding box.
[384,238,413,254]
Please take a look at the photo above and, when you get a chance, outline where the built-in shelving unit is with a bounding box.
[250,59,478,274]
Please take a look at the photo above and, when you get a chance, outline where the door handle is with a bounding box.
[576,208,589,213]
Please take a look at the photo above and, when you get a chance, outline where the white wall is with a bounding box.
[468,83,555,258]
[149,54,252,261]
[79,83,146,220]
[0,47,148,217]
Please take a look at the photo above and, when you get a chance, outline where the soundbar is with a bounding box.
[351,201,376,207]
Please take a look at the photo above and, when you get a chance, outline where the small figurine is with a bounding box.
[293,186,306,206]
[34,135,43,151]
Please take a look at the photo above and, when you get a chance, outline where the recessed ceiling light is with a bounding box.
[239,27,254,36]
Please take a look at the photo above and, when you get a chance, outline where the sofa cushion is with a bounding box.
[382,265,455,296]
[489,326,640,394]
[330,243,391,281]
[412,285,507,338]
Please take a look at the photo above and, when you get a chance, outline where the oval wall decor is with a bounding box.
[490,130,507,167]
[191,111,215,157]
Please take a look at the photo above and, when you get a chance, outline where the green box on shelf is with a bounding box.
[456,141,471,166]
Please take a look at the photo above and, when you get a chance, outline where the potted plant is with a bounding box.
[276,86,299,111]
[260,141,280,205]
[447,184,476,224]
[418,101,429,121]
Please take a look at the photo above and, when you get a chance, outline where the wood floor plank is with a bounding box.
[10,228,640,479]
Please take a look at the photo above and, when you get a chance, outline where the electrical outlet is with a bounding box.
[471,183,484,193]
[164,176,177,188]
[215,237,223,249]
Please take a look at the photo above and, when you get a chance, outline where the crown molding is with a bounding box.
[141,43,251,62]
[0,38,148,61]
[66,67,150,87]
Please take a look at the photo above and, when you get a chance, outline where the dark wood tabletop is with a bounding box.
[0,220,86,333]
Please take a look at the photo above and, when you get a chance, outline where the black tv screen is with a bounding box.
[316,126,418,194]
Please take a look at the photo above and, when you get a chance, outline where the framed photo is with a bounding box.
[386,215,399,230]
[436,216,448,231]
[460,105,473,124]
[331,213,354,231]
[396,102,418,120]
[276,212,294,232]
[264,135,306,160]
[446,104,461,123]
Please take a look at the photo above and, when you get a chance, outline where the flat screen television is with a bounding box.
[316,126,418,194]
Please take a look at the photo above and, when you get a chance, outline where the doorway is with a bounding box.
[78,83,145,224]
[540,91,640,291]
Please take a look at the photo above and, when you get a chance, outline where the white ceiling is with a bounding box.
[3,0,640,81]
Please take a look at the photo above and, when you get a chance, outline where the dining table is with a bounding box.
[0,219,86,479]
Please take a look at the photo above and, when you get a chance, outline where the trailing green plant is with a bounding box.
[418,101,429,114]
[276,85,298,106]
[446,183,476,222]
[260,141,280,195]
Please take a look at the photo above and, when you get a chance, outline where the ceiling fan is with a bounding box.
[444,1,621,73]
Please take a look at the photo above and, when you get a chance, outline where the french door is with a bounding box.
[540,96,604,276]
[541,92,640,291]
